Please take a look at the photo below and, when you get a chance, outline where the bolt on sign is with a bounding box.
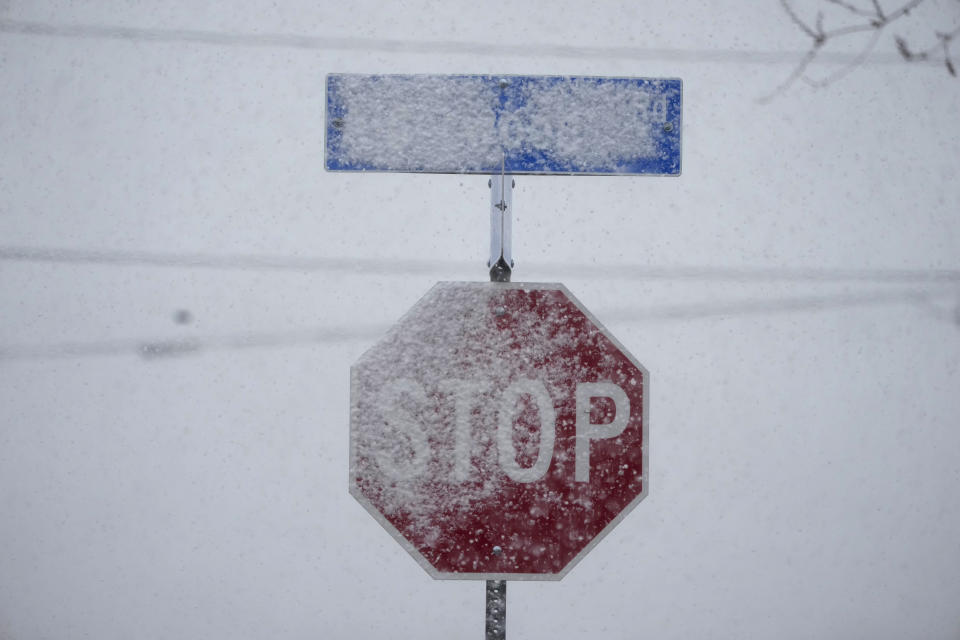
[350,282,648,579]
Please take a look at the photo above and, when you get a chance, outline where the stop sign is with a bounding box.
[350,282,648,579]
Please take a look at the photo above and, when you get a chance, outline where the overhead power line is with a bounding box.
[0,245,444,276]
[2,245,959,285]
[1,288,955,363]
[0,325,386,362]
[601,288,939,321]
[0,18,935,66]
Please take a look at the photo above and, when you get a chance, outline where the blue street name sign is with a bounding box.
[325,74,681,176]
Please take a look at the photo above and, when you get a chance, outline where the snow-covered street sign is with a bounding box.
[325,74,682,175]
[350,282,648,580]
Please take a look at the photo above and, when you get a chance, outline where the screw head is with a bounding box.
[492,545,503,555]
[663,122,674,132]
[332,118,345,129]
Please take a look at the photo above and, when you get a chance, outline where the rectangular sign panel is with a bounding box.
[325,74,682,176]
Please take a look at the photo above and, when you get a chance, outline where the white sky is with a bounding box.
[1,1,959,638]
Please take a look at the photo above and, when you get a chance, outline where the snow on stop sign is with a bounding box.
[350,282,648,580]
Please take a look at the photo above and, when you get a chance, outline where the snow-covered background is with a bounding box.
[2,1,959,638]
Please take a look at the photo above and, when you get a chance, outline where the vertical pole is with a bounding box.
[485,580,507,640]
[488,172,513,283]
[486,172,511,639]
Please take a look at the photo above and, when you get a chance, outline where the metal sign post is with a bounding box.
[485,579,506,640]
[486,167,512,638]
[488,168,513,283]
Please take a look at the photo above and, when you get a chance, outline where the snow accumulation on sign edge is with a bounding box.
[349,282,649,580]
[326,74,682,175]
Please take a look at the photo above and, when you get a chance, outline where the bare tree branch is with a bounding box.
[780,0,820,39]
[933,25,960,76]
[823,22,882,38]
[802,27,884,87]
[883,0,924,23]
[769,0,958,100]
[895,23,960,72]
[758,47,821,103]
[827,0,878,19]
[924,24,960,54]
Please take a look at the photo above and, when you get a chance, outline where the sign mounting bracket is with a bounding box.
[488,155,514,283]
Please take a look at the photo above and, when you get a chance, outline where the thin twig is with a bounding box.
[780,0,819,39]
[884,0,924,23]
[933,25,960,76]
[757,47,820,103]
[827,0,879,19]
[803,27,884,87]
[919,24,960,58]
[823,22,883,38]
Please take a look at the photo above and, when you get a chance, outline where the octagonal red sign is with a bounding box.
[350,282,648,580]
